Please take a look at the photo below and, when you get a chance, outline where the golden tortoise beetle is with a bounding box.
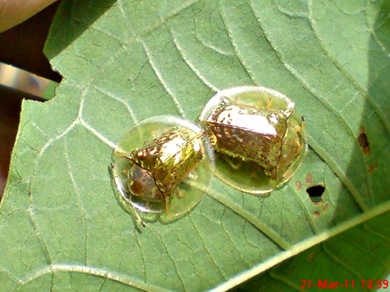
[110,116,215,226]
[198,86,307,195]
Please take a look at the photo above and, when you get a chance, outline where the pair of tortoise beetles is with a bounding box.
[110,86,307,226]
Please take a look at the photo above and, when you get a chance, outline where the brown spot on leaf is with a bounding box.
[322,203,329,212]
[313,211,320,218]
[305,173,313,185]
[307,251,316,262]
[368,163,378,173]
[295,181,302,191]
[358,126,370,155]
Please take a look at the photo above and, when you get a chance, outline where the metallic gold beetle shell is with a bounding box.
[198,86,307,195]
[111,116,214,225]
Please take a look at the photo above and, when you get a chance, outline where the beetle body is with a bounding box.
[126,127,204,209]
[203,102,290,179]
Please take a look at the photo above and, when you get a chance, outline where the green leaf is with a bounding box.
[1,0,389,291]
[234,210,390,291]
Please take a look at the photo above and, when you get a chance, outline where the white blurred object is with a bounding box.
[0,62,53,97]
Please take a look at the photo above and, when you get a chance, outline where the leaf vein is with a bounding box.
[308,0,390,133]
[168,25,220,92]
[141,40,186,118]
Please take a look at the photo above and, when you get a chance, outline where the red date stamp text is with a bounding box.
[300,279,389,290]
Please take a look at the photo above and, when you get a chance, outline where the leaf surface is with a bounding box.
[1,0,389,291]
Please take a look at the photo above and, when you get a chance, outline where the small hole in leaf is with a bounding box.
[306,185,325,204]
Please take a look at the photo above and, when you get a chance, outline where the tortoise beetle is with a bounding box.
[198,86,307,195]
[111,116,214,226]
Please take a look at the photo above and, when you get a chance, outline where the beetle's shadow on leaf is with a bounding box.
[316,0,390,227]
[341,0,390,213]
[44,0,116,59]
[362,0,390,207]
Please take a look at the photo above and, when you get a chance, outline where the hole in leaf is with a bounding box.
[306,185,325,204]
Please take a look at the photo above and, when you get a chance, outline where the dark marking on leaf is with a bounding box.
[368,163,378,173]
[313,211,320,218]
[358,126,370,155]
